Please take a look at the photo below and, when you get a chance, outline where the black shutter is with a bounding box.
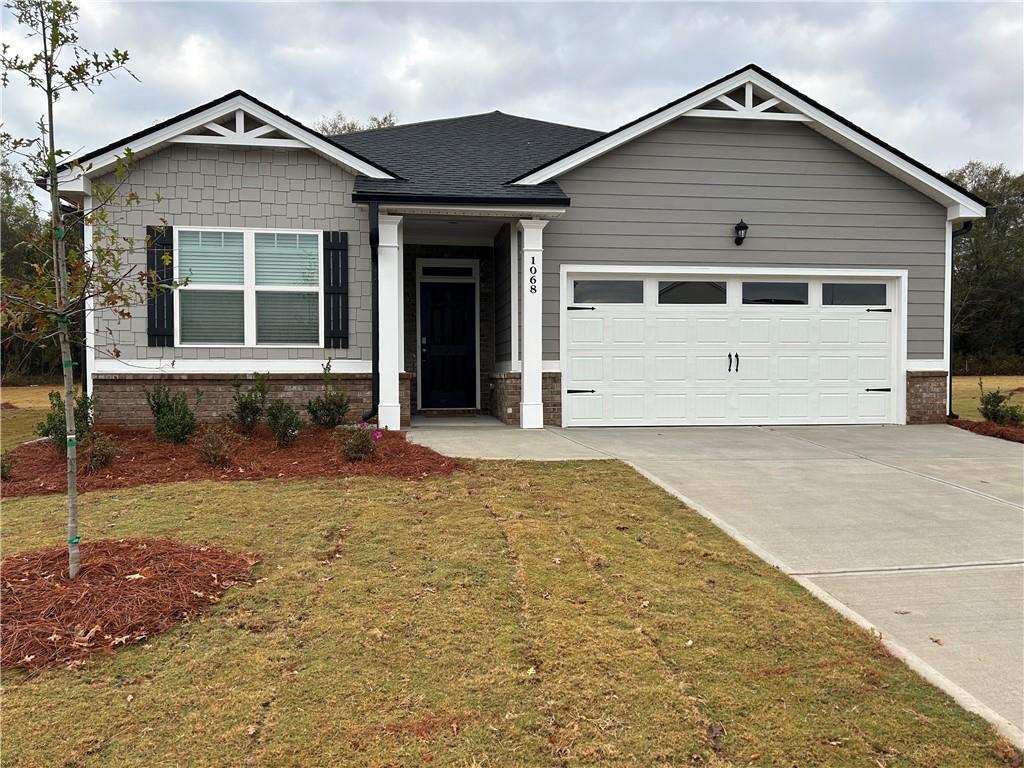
[146,225,174,347]
[323,231,349,349]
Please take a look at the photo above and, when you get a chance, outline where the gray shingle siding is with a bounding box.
[92,144,371,362]
[543,116,947,360]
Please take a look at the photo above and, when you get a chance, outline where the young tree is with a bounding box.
[313,109,397,135]
[1,0,138,577]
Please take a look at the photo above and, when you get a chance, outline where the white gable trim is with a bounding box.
[57,94,394,191]
[514,68,987,219]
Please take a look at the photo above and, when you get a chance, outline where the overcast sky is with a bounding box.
[2,1,1022,176]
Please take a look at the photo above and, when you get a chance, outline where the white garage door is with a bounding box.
[563,274,898,427]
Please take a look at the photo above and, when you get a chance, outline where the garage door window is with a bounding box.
[822,283,886,306]
[573,280,643,304]
[742,281,808,305]
[658,280,727,305]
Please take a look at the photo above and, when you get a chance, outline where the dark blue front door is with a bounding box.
[420,282,476,408]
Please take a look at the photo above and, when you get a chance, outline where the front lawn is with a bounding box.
[1,384,67,451]
[952,375,1024,421]
[1,463,1015,767]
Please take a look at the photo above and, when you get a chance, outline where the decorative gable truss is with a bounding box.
[684,81,811,122]
[171,107,319,149]
[55,91,395,196]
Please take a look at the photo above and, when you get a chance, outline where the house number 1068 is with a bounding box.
[529,256,538,294]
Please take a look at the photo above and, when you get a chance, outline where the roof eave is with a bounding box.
[352,192,571,207]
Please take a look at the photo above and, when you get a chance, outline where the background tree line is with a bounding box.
[2,152,1021,381]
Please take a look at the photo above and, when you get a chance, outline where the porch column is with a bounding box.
[518,219,548,428]
[377,213,404,430]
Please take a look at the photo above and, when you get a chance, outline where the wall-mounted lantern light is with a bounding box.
[734,219,749,246]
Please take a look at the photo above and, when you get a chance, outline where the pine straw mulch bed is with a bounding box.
[1,426,463,498]
[947,418,1024,444]
[1,538,257,669]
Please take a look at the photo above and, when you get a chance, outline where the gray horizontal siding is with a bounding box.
[92,144,371,362]
[544,116,947,360]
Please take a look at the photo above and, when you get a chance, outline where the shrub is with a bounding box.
[146,386,199,443]
[1,451,14,482]
[231,374,269,435]
[306,361,350,428]
[79,432,120,475]
[195,423,239,468]
[35,390,93,454]
[267,399,302,447]
[335,422,383,462]
[977,380,1024,425]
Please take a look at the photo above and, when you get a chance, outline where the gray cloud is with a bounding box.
[2,1,1021,174]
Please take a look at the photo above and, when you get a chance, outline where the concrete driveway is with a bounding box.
[410,420,1024,742]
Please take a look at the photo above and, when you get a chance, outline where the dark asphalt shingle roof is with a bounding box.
[331,111,603,205]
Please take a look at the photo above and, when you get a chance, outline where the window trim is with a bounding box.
[174,226,323,348]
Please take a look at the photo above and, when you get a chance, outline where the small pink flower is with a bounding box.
[372,430,383,441]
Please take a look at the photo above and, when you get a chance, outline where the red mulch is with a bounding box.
[2,426,463,498]
[1,538,256,669]
[947,418,1024,444]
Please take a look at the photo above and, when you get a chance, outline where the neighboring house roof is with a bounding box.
[332,112,602,206]
[513,64,990,217]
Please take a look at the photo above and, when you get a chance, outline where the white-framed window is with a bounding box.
[175,227,323,347]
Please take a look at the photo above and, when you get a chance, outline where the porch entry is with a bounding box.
[417,259,480,410]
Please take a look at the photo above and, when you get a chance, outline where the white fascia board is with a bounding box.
[57,94,393,191]
[516,68,988,219]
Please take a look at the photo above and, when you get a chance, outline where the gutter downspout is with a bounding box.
[362,201,381,422]
[947,218,975,418]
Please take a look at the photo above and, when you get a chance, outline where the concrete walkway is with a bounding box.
[409,420,1024,743]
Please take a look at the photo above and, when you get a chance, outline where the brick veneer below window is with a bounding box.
[92,373,412,428]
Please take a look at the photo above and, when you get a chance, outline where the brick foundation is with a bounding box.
[906,370,947,424]
[489,371,561,426]
[92,372,412,429]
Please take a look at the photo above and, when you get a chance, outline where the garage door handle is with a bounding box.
[567,389,596,394]
[866,308,892,313]
[865,387,891,392]
[728,352,733,372]
[735,352,740,371]
[568,306,596,311]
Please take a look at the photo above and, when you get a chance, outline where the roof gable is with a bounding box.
[57,90,396,192]
[513,64,989,218]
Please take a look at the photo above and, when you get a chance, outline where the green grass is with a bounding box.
[1,408,44,452]
[1,464,1016,767]
[1,384,68,452]
[952,376,1024,421]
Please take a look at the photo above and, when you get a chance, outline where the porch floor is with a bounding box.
[406,417,604,460]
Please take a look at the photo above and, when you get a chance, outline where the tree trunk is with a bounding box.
[40,10,80,578]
